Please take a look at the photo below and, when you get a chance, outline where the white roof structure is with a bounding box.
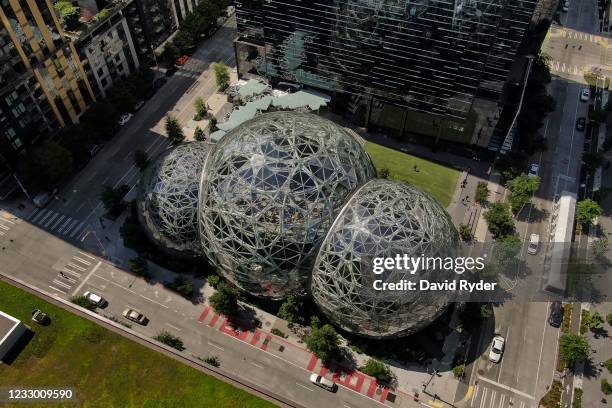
[544,191,576,294]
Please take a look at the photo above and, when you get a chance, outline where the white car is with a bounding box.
[580,88,590,102]
[528,163,540,177]
[527,233,540,255]
[83,291,106,307]
[118,113,133,126]
[123,308,147,325]
[489,335,505,363]
[309,373,337,392]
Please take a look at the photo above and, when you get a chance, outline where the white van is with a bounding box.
[528,233,540,255]
[309,374,337,392]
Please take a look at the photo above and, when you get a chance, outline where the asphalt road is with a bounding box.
[469,1,601,407]
[0,211,385,408]
[22,16,238,247]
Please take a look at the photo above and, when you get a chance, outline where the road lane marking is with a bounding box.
[250,361,264,369]
[62,268,81,278]
[52,279,71,289]
[57,217,72,233]
[77,251,96,260]
[61,275,77,283]
[28,208,40,220]
[295,382,314,392]
[50,214,65,230]
[67,262,86,271]
[0,217,15,225]
[49,285,67,294]
[73,256,92,266]
[471,384,479,407]
[70,222,85,238]
[72,261,102,295]
[91,273,169,308]
[477,376,535,400]
[43,213,58,227]
[496,327,509,383]
[207,341,225,351]
[62,219,79,235]
[165,322,182,331]
[479,387,487,408]
[31,209,46,223]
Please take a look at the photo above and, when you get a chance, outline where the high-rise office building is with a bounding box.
[235,0,540,146]
[0,0,96,195]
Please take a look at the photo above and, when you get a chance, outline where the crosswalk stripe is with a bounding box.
[0,217,15,225]
[69,222,85,238]
[73,256,92,266]
[57,217,72,233]
[50,215,65,230]
[43,213,59,228]
[60,275,77,283]
[77,251,96,260]
[0,224,9,230]
[62,268,82,278]
[0,231,5,236]
[36,210,51,224]
[52,279,71,289]
[28,208,40,220]
[30,209,45,222]
[62,219,79,235]
[49,285,67,294]
[67,262,86,271]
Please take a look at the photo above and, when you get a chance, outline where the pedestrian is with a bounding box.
[59,272,64,278]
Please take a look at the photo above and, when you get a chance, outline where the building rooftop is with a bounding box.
[0,311,21,345]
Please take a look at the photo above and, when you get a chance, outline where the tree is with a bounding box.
[107,85,136,116]
[154,330,185,351]
[194,126,206,141]
[128,256,149,278]
[459,224,472,241]
[54,1,80,30]
[161,43,180,66]
[484,202,514,239]
[22,141,73,191]
[576,199,603,227]
[99,184,127,215]
[172,30,195,54]
[70,296,97,311]
[207,274,220,288]
[602,379,612,395]
[168,275,194,298]
[165,114,185,144]
[583,311,604,332]
[304,323,341,363]
[506,174,540,215]
[208,116,218,133]
[193,97,207,120]
[134,149,149,170]
[209,283,239,316]
[559,334,590,367]
[582,152,604,176]
[213,61,230,91]
[452,364,465,379]
[360,359,392,383]
[278,295,302,324]
[475,181,489,206]
[79,100,119,141]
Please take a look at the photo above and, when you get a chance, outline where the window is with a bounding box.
[11,138,22,149]
[12,103,26,116]
[5,127,16,139]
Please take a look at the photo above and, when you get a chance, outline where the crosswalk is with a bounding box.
[548,59,585,76]
[0,212,15,237]
[48,251,97,295]
[27,208,86,239]
[470,384,534,408]
[560,30,605,44]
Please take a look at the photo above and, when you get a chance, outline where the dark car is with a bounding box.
[576,117,586,131]
[32,309,50,325]
[548,301,563,328]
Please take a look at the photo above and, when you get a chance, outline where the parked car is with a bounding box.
[33,191,52,208]
[31,309,50,325]
[118,113,133,126]
[575,117,586,131]
[580,87,590,102]
[548,301,563,328]
[489,335,505,363]
[527,233,540,255]
[123,308,147,324]
[309,374,337,392]
[89,144,102,157]
[562,0,569,12]
[134,101,145,111]
[83,291,107,308]
[528,163,540,177]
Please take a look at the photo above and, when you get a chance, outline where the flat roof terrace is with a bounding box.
[0,310,21,344]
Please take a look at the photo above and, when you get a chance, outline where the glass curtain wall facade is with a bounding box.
[235,0,538,145]
[0,0,95,195]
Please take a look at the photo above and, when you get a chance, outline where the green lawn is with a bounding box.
[364,142,460,207]
[0,281,275,408]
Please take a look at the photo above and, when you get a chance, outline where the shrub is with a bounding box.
[452,364,465,379]
[278,295,303,324]
[271,328,287,338]
[606,359,612,374]
[459,224,472,241]
[128,257,149,278]
[304,324,341,363]
[70,296,97,311]
[207,275,220,288]
[475,181,489,205]
[603,379,612,395]
[212,62,230,91]
[379,168,390,179]
[209,283,239,316]
[607,312,612,326]
[360,359,392,384]
[203,356,220,367]
[168,275,194,298]
[154,330,185,351]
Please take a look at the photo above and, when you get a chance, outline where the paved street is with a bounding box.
[17,16,238,247]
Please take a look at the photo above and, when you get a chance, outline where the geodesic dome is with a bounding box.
[139,142,210,257]
[311,179,459,338]
[199,111,376,298]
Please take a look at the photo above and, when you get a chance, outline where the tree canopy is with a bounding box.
[576,199,603,227]
[304,323,341,363]
[165,114,185,144]
[506,173,540,214]
[209,283,239,316]
[559,334,590,367]
[22,141,73,191]
[484,202,514,239]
